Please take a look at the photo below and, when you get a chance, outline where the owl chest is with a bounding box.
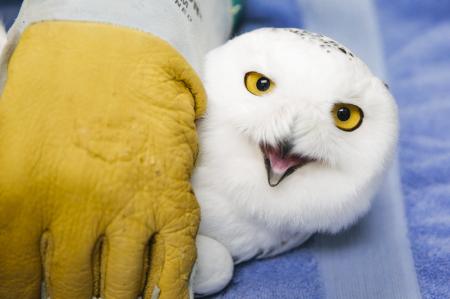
[203,207,300,263]
[228,219,306,263]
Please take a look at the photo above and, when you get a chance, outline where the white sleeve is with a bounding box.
[1,0,234,83]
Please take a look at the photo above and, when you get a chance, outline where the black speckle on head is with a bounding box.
[286,28,355,58]
[384,82,390,90]
[338,47,347,54]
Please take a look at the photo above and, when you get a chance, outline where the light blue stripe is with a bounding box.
[297,1,421,298]
[312,162,421,299]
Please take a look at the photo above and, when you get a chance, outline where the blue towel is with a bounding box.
[1,1,449,298]
[377,1,450,298]
[0,0,19,29]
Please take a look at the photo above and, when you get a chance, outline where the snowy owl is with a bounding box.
[192,28,398,295]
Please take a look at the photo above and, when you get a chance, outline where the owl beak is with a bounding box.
[261,142,314,187]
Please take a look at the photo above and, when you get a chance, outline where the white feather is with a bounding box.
[193,28,398,295]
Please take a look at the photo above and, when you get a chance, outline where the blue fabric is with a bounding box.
[377,1,450,298]
[0,0,19,29]
[211,247,324,299]
[1,1,449,298]
[235,0,303,35]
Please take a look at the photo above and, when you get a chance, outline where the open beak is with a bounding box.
[261,142,315,187]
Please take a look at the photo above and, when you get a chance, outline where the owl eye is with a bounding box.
[244,72,275,96]
[332,103,364,131]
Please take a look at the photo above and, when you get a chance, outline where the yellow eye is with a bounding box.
[332,103,364,131]
[244,72,275,96]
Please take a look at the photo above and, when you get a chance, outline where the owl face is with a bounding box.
[198,28,398,233]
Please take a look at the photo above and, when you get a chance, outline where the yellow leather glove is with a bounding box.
[0,21,206,299]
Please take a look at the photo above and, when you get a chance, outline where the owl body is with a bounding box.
[194,171,312,262]
[192,28,398,296]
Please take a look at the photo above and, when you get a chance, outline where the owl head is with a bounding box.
[196,28,398,234]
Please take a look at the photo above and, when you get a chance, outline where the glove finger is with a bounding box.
[0,225,42,299]
[43,228,97,299]
[144,227,197,299]
[101,224,151,299]
[143,233,164,298]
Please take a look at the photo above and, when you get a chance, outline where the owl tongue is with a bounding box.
[267,151,300,174]
[262,144,311,187]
